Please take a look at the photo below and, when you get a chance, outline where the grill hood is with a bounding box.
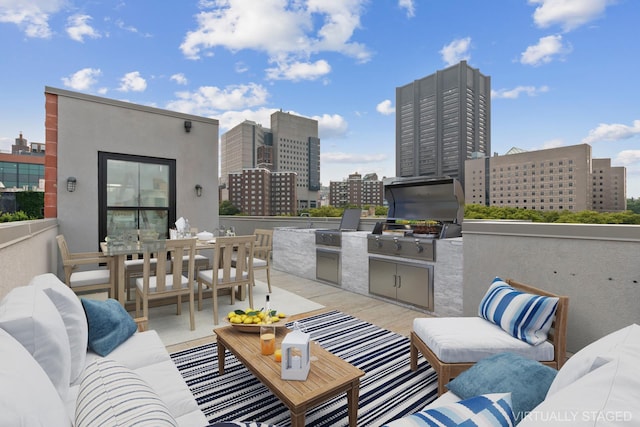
[385,176,464,225]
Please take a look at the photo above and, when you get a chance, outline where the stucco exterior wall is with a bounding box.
[47,87,219,266]
[462,220,640,353]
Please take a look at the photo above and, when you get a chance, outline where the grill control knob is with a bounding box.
[375,236,382,248]
[415,239,424,253]
[393,237,402,250]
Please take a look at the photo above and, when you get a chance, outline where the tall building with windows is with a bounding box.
[465,144,627,212]
[0,133,45,191]
[228,168,297,216]
[329,172,384,207]
[396,61,490,187]
[221,110,320,214]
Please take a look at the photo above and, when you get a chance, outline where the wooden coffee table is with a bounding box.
[215,324,365,427]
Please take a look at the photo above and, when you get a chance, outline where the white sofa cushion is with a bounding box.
[546,323,640,397]
[30,273,89,383]
[478,278,559,345]
[0,328,71,426]
[76,358,178,427]
[519,353,640,426]
[0,286,72,399]
[413,317,554,363]
[383,393,515,427]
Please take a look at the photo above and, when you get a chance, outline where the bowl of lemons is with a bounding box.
[225,308,288,332]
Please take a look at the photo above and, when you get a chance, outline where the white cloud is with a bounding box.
[61,68,102,90]
[376,99,395,115]
[312,113,349,139]
[529,0,613,32]
[118,71,147,92]
[217,107,277,132]
[440,37,471,66]
[66,14,100,42]
[0,0,65,38]
[180,0,371,81]
[492,85,549,99]
[520,34,571,66]
[614,150,640,166]
[235,61,249,73]
[170,73,188,85]
[266,59,331,81]
[165,83,270,116]
[581,120,640,145]
[398,0,415,18]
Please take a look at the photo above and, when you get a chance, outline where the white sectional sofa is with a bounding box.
[0,273,208,427]
[385,323,640,426]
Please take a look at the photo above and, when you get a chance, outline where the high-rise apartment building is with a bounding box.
[220,111,319,214]
[465,144,627,212]
[396,61,490,187]
[329,172,384,207]
[228,168,297,216]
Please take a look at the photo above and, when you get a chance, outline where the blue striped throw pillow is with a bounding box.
[478,277,559,345]
[75,358,177,427]
[382,393,515,427]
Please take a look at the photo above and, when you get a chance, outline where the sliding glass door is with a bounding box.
[98,152,176,241]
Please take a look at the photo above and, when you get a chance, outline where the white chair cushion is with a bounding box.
[198,267,248,284]
[83,330,171,372]
[413,317,554,363]
[30,273,88,383]
[70,268,111,287]
[252,258,268,268]
[0,328,71,426]
[0,286,72,399]
[75,358,178,427]
[135,275,189,292]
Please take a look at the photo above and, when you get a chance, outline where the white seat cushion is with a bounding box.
[135,274,189,292]
[253,258,268,268]
[413,317,554,363]
[70,268,110,287]
[198,267,248,284]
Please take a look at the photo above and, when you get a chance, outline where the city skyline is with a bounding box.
[1,0,639,197]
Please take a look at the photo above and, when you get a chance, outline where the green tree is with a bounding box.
[219,200,241,215]
[627,198,640,214]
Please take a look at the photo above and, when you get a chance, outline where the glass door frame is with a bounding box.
[98,151,176,242]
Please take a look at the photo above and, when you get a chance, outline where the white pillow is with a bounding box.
[76,358,178,427]
[30,273,89,383]
[547,323,640,397]
[519,353,640,426]
[0,286,72,399]
[0,328,71,426]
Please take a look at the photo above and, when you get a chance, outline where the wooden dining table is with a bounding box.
[100,238,217,306]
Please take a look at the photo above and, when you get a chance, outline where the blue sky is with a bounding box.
[1,0,639,198]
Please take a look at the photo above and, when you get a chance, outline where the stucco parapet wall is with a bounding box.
[45,86,219,125]
[462,220,640,242]
[0,218,58,249]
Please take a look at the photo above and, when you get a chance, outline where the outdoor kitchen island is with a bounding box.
[272,227,463,317]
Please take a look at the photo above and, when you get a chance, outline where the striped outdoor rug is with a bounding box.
[171,310,437,426]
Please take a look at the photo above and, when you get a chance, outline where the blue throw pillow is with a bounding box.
[478,277,559,345]
[81,298,137,356]
[383,393,515,427]
[446,352,557,423]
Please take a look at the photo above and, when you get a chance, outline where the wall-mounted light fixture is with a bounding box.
[195,184,203,197]
[184,120,192,133]
[66,177,77,192]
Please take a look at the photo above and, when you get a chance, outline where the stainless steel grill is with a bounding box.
[315,208,361,285]
[367,176,464,261]
[367,177,464,311]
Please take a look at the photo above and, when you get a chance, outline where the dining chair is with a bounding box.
[123,229,160,301]
[56,234,114,297]
[231,229,272,293]
[197,235,255,325]
[134,238,197,331]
